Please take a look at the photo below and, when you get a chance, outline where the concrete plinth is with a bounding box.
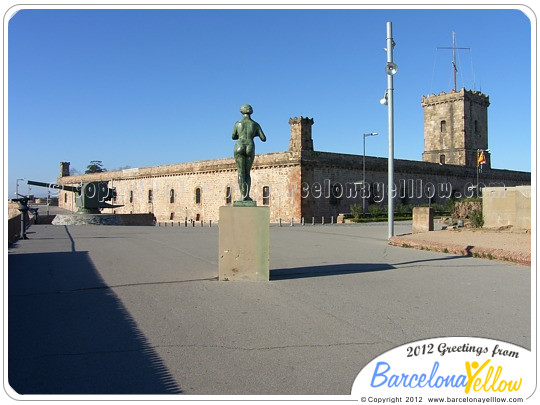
[219,206,269,281]
[412,207,434,233]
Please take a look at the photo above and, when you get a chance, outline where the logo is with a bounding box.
[352,337,531,401]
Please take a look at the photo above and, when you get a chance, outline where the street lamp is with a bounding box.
[15,178,25,197]
[382,21,398,239]
[362,132,379,216]
[476,148,490,197]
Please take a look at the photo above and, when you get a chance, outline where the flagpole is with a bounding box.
[476,148,489,197]
[476,159,479,197]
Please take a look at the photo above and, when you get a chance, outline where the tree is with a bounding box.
[85,160,107,174]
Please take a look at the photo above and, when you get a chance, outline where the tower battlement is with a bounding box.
[422,88,490,168]
[288,116,314,153]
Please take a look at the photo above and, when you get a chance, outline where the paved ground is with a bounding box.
[8,222,531,395]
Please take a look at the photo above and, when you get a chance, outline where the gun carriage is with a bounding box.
[27,180,122,214]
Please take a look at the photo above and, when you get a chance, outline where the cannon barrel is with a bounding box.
[27,180,80,194]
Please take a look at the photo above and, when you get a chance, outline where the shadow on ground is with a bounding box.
[270,255,468,280]
[271,263,395,280]
[8,251,181,394]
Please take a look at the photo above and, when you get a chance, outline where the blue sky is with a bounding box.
[7,7,532,197]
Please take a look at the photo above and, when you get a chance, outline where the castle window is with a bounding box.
[196,213,200,221]
[330,183,343,205]
[148,190,153,203]
[475,120,479,135]
[170,212,175,220]
[170,189,175,204]
[440,120,447,133]
[112,188,117,203]
[64,193,67,203]
[195,187,201,204]
[129,190,133,203]
[440,155,445,165]
[263,186,270,205]
[225,186,232,204]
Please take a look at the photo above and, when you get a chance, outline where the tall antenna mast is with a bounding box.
[437,32,470,91]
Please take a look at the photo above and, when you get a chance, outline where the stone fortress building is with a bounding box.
[57,88,530,223]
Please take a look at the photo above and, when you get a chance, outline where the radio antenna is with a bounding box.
[437,32,470,91]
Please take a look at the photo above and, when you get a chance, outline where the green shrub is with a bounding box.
[395,204,411,216]
[444,198,455,213]
[368,204,385,217]
[431,203,446,215]
[470,209,484,228]
[350,204,363,220]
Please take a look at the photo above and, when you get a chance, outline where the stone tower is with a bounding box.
[422,89,490,168]
[60,161,70,177]
[288,116,314,154]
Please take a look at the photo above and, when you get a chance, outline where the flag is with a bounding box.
[477,150,487,167]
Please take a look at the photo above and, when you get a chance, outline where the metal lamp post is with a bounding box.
[383,21,398,239]
[362,132,379,215]
[16,178,24,197]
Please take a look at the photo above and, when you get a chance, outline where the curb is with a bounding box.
[389,235,531,267]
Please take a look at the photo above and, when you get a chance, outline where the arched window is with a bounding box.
[440,154,445,165]
[195,187,201,204]
[170,189,175,204]
[129,190,133,203]
[225,186,232,204]
[263,186,270,205]
[148,190,153,203]
[474,120,479,135]
[440,120,446,133]
[330,183,343,205]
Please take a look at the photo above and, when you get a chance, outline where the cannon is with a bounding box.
[10,194,32,239]
[27,180,123,214]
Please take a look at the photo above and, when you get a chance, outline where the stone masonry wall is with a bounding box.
[422,89,490,167]
[58,149,530,223]
[300,150,530,219]
[58,152,302,223]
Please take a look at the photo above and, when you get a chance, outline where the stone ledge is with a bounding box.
[389,235,530,266]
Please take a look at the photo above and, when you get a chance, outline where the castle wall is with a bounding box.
[57,149,530,223]
[56,106,530,223]
[299,151,530,219]
[58,152,302,223]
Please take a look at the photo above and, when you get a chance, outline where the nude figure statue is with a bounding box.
[232,104,267,202]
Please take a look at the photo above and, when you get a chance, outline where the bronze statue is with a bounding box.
[232,104,266,203]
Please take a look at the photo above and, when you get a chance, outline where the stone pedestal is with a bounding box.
[219,206,269,281]
[412,207,434,233]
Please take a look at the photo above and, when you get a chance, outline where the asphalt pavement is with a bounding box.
[7,221,531,395]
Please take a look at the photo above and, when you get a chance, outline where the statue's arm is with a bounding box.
[232,123,239,140]
[257,124,267,142]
